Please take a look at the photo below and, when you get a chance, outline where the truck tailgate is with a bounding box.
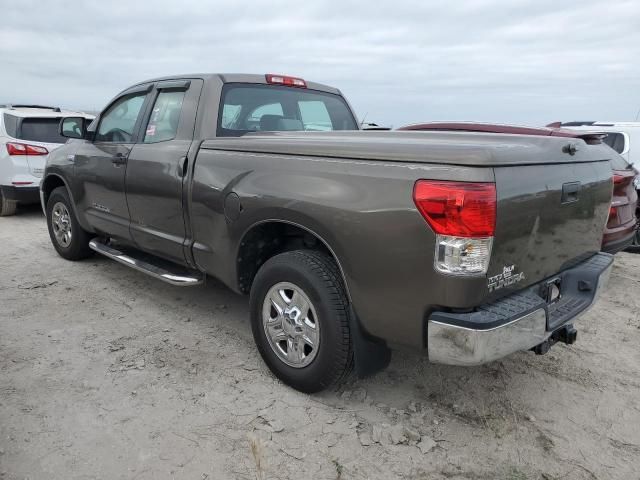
[488,160,612,299]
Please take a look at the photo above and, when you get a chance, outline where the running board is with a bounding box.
[89,238,205,286]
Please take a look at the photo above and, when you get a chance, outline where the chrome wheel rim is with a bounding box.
[262,282,320,368]
[51,202,72,248]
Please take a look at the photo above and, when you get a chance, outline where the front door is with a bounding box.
[125,80,202,263]
[73,89,150,241]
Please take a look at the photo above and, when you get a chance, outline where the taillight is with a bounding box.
[413,180,496,275]
[413,181,496,237]
[6,142,48,156]
[265,74,307,88]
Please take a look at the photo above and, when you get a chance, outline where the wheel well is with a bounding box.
[237,222,341,295]
[41,175,66,207]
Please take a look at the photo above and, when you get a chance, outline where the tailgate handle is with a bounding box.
[561,182,581,204]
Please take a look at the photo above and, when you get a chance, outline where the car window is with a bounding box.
[95,93,146,143]
[3,114,66,143]
[221,104,241,129]
[602,132,626,154]
[218,84,358,136]
[298,101,332,131]
[143,90,186,143]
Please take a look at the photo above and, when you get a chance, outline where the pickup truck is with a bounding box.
[41,73,614,393]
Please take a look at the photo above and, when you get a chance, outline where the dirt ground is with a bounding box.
[1,205,639,480]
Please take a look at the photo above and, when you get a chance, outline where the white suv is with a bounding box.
[0,105,94,216]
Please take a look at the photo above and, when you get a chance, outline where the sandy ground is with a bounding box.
[1,205,639,480]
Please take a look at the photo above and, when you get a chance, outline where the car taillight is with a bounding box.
[413,180,496,275]
[6,142,48,156]
[265,74,307,88]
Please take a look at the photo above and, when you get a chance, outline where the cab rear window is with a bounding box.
[3,114,66,143]
[218,84,358,136]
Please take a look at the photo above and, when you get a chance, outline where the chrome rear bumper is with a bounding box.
[427,253,613,366]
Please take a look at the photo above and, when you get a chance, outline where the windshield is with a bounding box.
[218,83,358,136]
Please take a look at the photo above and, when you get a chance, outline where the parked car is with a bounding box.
[399,122,638,253]
[0,105,94,216]
[42,74,614,392]
[547,121,640,169]
[548,121,640,248]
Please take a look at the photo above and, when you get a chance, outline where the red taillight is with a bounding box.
[265,74,307,88]
[613,174,627,185]
[6,142,48,156]
[413,180,496,237]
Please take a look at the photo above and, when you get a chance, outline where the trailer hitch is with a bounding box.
[532,324,578,355]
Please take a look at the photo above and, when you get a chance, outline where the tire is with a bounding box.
[250,250,353,393]
[0,191,17,216]
[46,186,93,260]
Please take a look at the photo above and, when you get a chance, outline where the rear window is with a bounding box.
[218,84,358,136]
[602,132,626,154]
[3,114,66,143]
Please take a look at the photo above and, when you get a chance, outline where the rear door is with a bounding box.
[125,79,203,264]
[72,86,151,240]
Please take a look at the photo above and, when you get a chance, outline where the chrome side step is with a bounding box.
[89,238,205,286]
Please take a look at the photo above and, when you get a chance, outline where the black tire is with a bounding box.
[46,186,93,260]
[0,191,17,216]
[250,250,353,393]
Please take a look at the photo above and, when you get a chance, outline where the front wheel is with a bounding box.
[249,250,353,393]
[46,187,93,260]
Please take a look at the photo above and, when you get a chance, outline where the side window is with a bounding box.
[95,93,146,143]
[143,90,186,143]
[298,101,332,131]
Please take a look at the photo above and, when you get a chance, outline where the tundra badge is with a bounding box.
[488,265,526,292]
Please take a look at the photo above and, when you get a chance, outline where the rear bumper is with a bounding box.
[0,185,40,204]
[427,252,613,366]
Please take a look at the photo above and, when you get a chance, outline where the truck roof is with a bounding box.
[131,73,342,96]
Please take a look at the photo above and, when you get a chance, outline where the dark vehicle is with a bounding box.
[42,75,614,392]
[399,122,638,254]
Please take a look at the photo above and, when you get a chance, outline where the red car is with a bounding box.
[398,122,638,254]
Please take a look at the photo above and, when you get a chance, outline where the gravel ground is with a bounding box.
[1,205,639,480]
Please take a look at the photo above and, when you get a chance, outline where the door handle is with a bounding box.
[112,153,127,165]
[561,182,581,204]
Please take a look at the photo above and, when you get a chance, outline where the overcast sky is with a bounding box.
[2,0,639,127]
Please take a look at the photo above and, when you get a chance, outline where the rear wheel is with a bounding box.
[46,187,93,260]
[0,191,17,216]
[250,250,353,393]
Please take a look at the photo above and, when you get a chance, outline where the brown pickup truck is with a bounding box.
[41,74,614,392]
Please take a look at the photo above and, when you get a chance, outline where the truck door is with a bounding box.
[72,86,151,241]
[125,79,203,264]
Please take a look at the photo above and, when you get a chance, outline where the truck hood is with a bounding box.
[202,130,612,167]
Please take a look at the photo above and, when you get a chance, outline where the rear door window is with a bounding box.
[143,90,186,143]
[218,84,358,136]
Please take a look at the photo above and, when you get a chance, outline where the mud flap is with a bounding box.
[349,305,392,377]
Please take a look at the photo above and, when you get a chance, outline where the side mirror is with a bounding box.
[59,117,87,139]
